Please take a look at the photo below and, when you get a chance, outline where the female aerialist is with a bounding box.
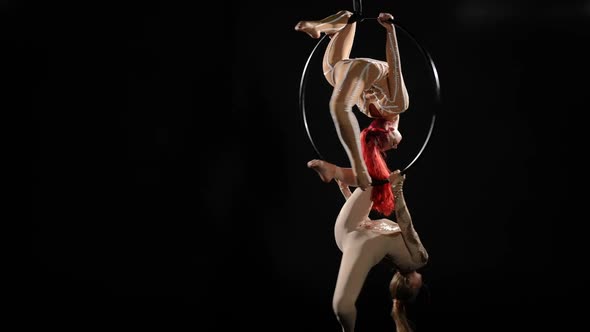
[296,10,409,191]
[307,116,428,332]
[308,160,428,332]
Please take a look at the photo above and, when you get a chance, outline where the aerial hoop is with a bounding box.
[299,34,329,161]
[299,9,441,175]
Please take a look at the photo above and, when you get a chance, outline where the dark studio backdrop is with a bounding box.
[22,0,585,330]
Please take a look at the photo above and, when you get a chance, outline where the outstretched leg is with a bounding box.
[330,61,375,190]
[332,245,375,332]
[295,10,356,86]
[378,13,410,115]
[335,187,374,235]
[307,159,356,185]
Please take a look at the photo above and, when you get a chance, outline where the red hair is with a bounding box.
[360,119,394,216]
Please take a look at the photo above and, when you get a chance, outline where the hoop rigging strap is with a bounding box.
[298,14,440,174]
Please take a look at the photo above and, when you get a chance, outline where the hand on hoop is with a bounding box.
[377,12,395,30]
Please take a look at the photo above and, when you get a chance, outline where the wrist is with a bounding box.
[392,183,403,199]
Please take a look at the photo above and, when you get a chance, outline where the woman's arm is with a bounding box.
[330,82,372,191]
[378,13,409,112]
[390,171,429,267]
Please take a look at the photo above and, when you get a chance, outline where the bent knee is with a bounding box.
[400,99,410,113]
[332,299,356,318]
[419,251,429,266]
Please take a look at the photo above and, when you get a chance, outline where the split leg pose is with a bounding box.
[296,10,410,190]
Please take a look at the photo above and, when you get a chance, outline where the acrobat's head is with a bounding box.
[390,270,425,331]
[390,270,423,303]
[362,118,402,152]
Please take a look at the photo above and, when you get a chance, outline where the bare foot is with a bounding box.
[294,21,321,39]
[307,159,336,183]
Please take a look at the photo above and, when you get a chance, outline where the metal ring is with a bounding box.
[298,21,440,174]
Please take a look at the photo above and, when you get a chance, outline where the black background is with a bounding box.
[21,0,586,330]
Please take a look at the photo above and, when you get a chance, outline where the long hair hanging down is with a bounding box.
[389,271,420,332]
[360,118,394,216]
